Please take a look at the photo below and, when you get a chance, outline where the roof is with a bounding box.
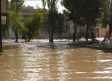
[21,9,39,16]
[21,12,34,16]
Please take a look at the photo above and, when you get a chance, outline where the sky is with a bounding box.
[24,0,65,13]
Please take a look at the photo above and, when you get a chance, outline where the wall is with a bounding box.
[4,28,22,39]
[58,20,75,38]
[99,25,109,37]
[37,30,58,39]
[1,0,6,14]
[1,0,6,24]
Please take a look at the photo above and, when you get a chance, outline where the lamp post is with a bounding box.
[0,0,2,52]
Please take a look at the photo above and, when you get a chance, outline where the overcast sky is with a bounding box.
[24,0,65,13]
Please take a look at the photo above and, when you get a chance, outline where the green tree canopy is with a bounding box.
[61,0,85,41]
[1,0,12,38]
[100,0,112,39]
[22,9,44,41]
[8,0,24,42]
[61,0,106,41]
[42,0,68,42]
[22,8,31,12]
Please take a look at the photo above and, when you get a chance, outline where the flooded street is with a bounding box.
[0,39,112,81]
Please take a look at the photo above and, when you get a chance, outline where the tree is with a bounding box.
[22,9,44,41]
[22,8,31,12]
[107,1,112,39]
[82,0,106,41]
[100,0,112,40]
[1,0,12,38]
[62,0,106,41]
[42,0,68,42]
[8,0,24,42]
[61,0,84,41]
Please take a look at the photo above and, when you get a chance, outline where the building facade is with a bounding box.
[1,0,7,25]
[59,22,111,39]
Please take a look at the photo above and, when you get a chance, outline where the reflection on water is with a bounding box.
[0,39,112,81]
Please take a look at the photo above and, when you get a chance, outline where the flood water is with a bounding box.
[0,39,112,81]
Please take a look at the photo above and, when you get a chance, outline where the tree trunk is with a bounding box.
[29,37,30,41]
[89,20,92,38]
[73,20,77,41]
[108,24,112,40]
[28,33,31,42]
[69,21,71,38]
[49,30,53,42]
[102,31,108,43]
[86,20,89,41]
[15,27,18,42]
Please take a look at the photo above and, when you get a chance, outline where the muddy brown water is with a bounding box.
[0,40,112,81]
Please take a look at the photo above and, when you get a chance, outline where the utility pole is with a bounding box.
[0,0,2,52]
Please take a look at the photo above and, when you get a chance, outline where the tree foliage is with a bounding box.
[8,0,24,42]
[42,0,68,42]
[1,0,13,38]
[61,0,84,41]
[100,0,112,39]
[22,8,31,12]
[99,0,110,27]
[21,9,44,41]
[62,0,106,41]
[82,0,106,40]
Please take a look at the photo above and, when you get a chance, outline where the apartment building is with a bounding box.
[1,0,7,25]
[59,22,111,39]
